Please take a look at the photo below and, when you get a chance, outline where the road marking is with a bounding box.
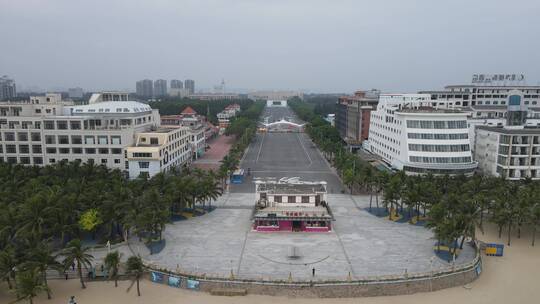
[240,143,250,164]
[332,225,357,279]
[255,132,266,163]
[236,229,250,276]
[296,132,313,167]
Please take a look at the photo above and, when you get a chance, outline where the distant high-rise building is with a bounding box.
[184,79,195,95]
[0,75,16,100]
[170,79,183,89]
[136,79,153,98]
[154,79,167,97]
[68,87,84,99]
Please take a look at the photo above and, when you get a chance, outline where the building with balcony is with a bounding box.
[160,106,206,160]
[0,92,192,178]
[474,91,540,180]
[368,94,477,175]
[126,126,191,179]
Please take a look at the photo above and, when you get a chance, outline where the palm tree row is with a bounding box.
[219,102,265,184]
[0,161,223,298]
[289,99,540,256]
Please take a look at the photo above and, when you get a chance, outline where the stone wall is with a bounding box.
[145,255,482,298]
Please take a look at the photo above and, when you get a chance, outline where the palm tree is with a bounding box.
[126,255,145,296]
[62,239,94,289]
[22,241,63,299]
[0,247,17,289]
[11,268,49,304]
[530,201,540,246]
[104,251,122,287]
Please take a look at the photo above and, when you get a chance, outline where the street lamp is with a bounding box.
[429,256,435,292]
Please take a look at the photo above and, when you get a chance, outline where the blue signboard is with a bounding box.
[168,276,181,288]
[150,271,164,283]
[186,279,200,290]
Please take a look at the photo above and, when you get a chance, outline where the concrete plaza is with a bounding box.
[136,106,475,281]
[139,193,475,281]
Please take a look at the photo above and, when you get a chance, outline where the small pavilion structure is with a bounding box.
[253,178,333,232]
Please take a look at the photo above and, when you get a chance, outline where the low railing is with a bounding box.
[131,239,481,288]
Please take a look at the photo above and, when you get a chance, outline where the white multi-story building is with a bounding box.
[217,103,241,128]
[0,92,192,178]
[419,77,540,148]
[368,94,477,175]
[474,90,540,180]
[160,106,206,160]
[126,126,191,178]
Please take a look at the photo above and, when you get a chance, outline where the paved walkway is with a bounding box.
[140,193,475,281]
[193,135,234,170]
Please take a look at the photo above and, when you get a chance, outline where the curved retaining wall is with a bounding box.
[143,252,482,298]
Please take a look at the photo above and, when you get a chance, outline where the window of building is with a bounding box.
[18,133,28,141]
[98,136,108,145]
[85,148,96,154]
[101,159,107,164]
[72,148,83,154]
[84,136,95,145]
[46,147,57,154]
[274,196,282,203]
[111,148,122,154]
[71,135,82,144]
[111,136,121,145]
[6,145,16,153]
[32,145,42,153]
[99,148,109,154]
[33,157,43,164]
[150,137,159,145]
[70,121,81,130]
[49,158,56,163]
[58,135,69,144]
[19,145,29,154]
[31,133,41,141]
[133,152,152,157]
[59,148,70,154]
[138,161,150,168]
[4,132,15,141]
[7,157,17,164]
[114,159,120,164]
[44,121,55,130]
[45,135,56,144]
[56,121,68,130]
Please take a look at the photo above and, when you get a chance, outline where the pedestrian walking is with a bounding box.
[312,268,316,277]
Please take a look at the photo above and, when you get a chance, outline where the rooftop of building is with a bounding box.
[257,181,326,195]
[477,125,540,134]
[181,106,197,115]
[70,101,152,114]
[397,107,464,114]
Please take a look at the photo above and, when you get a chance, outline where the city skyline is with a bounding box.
[2,0,540,93]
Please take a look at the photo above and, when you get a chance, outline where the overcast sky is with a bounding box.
[1,0,539,93]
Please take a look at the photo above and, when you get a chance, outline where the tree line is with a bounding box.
[148,98,254,124]
[0,101,265,302]
[289,99,540,259]
[0,162,224,301]
[219,101,265,185]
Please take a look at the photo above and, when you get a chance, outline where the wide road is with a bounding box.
[230,106,345,193]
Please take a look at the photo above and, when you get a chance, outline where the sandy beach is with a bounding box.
[1,223,538,304]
